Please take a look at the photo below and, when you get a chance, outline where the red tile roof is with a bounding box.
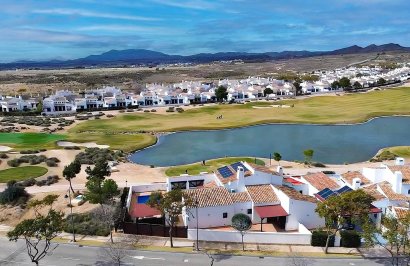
[246,185,279,204]
[303,172,339,191]
[185,187,233,208]
[388,165,410,184]
[255,205,288,218]
[341,171,371,186]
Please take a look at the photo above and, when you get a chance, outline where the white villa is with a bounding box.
[0,96,38,112]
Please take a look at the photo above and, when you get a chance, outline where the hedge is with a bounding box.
[340,230,361,247]
[311,230,334,247]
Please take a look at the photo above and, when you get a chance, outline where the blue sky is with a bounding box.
[1,0,410,62]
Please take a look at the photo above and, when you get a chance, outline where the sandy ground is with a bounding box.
[0,191,98,226]
[57,141,109,149]
[0,146,11,152]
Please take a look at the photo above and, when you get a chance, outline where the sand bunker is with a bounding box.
[252,105,291,109]
[0,146,12,152]
[57,141,109,149]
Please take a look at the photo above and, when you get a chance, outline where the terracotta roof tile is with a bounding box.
[248,163,280,175]
[230,192,251,203]
[203,180,218,188]
[388,165,410,184]
[274,185,318,203]
[393,207,410,220]
[303,172,339,191]
[362,184,386,201]
[246,185,279,204]
[341,171,371,186]
[378,181,410,201]
[185,187,233,208]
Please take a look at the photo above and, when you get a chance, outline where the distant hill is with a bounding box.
[1,43,409,70]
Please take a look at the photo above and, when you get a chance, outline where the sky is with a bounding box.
[1,0,410,62]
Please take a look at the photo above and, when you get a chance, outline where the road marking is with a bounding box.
[131,255,165,260]
[61,257,81,261]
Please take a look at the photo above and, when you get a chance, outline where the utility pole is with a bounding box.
[68,188,76,242]
[195,198,199,251]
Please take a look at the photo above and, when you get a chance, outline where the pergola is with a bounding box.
[254,205,289,232]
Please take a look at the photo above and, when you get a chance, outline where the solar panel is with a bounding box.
[231,162,248,172]
[218,166,233,178]
[337,186,353,194]
[317,188,337,199]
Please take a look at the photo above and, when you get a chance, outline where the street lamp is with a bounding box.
[67,188,76,242]
[195,198,199,251]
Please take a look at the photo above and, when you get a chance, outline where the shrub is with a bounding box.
[0,153,9,159]
[7,159,20,167]
[176,107,184,113]
[340,230,361,247]
[20,150,40,154]
[311,162,326,167]
[322,170,336,175]
[35,180,47,187]
[0,182,29,205]
[75,148,119,165]
[311,230,334,247]
[19,178,37,187]
[45,160,57,167]
[63,213,110,236]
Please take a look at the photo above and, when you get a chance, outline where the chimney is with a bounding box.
[393,171,403,194]
[395,157,405,166]
[236,166,245,192]
[277,166,283,175]
[352,177,361,190]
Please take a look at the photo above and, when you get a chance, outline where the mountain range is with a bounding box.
[1,43,409,70]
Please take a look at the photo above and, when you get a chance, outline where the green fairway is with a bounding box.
[165,157,265,177]
[0,133,66,150]
[380,146,410,158]
[0,166,48,183]
[66,132,156,152]
[68,87,410,151]
[71,87,410,134]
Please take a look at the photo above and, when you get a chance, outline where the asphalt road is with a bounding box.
[0,238,390,266]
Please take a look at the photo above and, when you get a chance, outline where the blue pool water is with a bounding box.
[137,195,150,204]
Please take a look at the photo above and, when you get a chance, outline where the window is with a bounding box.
[223,212,228,219]
[247,209,252,215]
[374,214,378,219]
[408,189,410,194]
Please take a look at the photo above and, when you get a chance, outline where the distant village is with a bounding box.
[1,64,409,115]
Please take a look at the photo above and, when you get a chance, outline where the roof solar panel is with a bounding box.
[231,162,248,172]
[337,186,353,194]
[317,188,337,199]
[218,166,233,178]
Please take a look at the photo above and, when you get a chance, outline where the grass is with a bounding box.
[379,146,410,158]
[66,132,156,152]
[0,133,65,150]
[165,157,265,177]
[0,166,48,183]
[71,87,410,136]
[67,87,410,152]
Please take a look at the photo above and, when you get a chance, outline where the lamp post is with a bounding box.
[67,189,76,242]
[195,199,199,251]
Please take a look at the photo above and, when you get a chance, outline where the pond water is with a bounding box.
[129,116,410,166]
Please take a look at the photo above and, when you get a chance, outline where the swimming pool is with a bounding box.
[137,195,150,204]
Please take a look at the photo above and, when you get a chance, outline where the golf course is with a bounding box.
[1,87,410,152]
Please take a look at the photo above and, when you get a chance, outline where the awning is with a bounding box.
[130,203,162,218]
[255,205,288,218]
[370,205,382,214]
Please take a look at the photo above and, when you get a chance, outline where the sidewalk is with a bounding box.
[1,225,391,258]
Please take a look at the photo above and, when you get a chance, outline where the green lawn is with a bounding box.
[66,132,156,152]
[0,166,48,183]
[165,157,265,177]
[380,146,410,158]
[68,87,410,152]
[0,133,65,150]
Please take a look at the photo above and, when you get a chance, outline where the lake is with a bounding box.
[129,116,410,166]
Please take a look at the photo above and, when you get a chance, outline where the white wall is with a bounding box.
[166,174,216,191]
[131,183,167,193]
[188,223,312,245]
[185,205,235,228]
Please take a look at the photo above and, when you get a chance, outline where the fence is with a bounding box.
[123,222,188,238]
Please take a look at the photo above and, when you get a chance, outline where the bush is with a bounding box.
[20,150,40,154]
[0,153,9,159]
[0,182,29,205]
[322,170,336,175]
[311,230,334,247]
[311,162,326,168]
[35,180,47,187]
[340,230,361,247]
[176,107,184,113]
[7,159,20,167]
[75,148,120,165]
[63,213,110,236]
[19,178,36,187]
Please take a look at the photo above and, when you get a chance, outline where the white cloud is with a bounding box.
[32,8,160,21]
[76,25,180,35]
[151,0,216,10]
